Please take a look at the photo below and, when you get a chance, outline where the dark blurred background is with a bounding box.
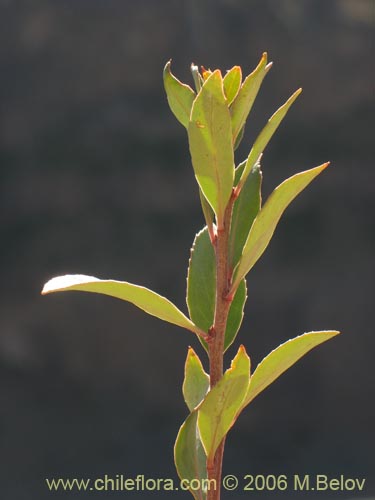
[0,0,374,499]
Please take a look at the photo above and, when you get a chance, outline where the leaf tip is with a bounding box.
[316,161,331,174]
[41,276,62,295]
[292,87,303,100]
[41,274,98,295]
[163,59,172,76]
[190,62,199,79]
[229,344,249,371]
[187,346,197,358]
[305,329,341,339]
[210,68,223,80]
[326,329,341,336]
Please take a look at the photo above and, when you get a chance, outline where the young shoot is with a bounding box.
[42,54,340,500]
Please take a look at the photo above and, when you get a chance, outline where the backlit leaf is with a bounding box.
[164,61,196,128]
[188,70,234,227]
[232,163,329,291]
[201,66,212,82]
[42,274,202,336]
[183,348,210,412]
[238,88,302,189]
[223,66,242,105]
[241,331,340,410]
[230,53,271,144]
[197,345,250,460]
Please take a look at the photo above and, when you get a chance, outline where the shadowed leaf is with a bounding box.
[225,279,247,351]
[187,228,247,351]
[233,123,245,151]
[229,160,262,270]
[187,228,215,335]
[199,188,215,238]
[174,411,207,500]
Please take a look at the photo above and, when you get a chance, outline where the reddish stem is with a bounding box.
[206,192,236,500]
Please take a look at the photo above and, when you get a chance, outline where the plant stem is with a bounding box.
[207,192,236,500]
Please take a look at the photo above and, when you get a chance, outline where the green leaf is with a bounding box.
[238,88,302,189]
[232,162,329,291]
[230,53,271,144]
[42,274,202,336]
[183,348,210,412]
[163,61,196,128]
[223,66,242,105]
[191,63,204,92]
[197,345,250,461]
[241,331,340,410]
[224,279,247,351]
[174,411,207,500]
[200,66,212,82]
[233,123,245,151]
[229,160,262,270]
[188,70,235,227]
[187,228,247,351]
[198,188,215,238]
[187,228,215,335]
